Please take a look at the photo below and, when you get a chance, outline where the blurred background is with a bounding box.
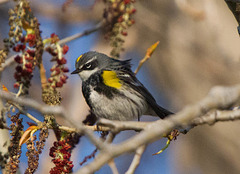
[1,0,240,173]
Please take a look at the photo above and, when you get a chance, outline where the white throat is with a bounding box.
[78,68,99,81]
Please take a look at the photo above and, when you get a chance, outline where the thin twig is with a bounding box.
[58,21,104,45]
[108,159,119,174]
[9,101,41,124]
[126,145,146,174]
[105,132,118,174]
[58,125,77,133]
[191,109,240,126]
[105,131,116,143]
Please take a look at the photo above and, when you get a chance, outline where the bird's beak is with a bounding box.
[71,69,81,74]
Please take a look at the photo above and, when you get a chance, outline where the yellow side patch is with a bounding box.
[76,55,83,62]
[102,70,122,89]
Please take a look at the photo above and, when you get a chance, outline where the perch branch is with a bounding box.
[1,83,240,174]
[76,84,240,173]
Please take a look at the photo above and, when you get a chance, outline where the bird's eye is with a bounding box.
[85,63,91,69]
[82,60,97,70]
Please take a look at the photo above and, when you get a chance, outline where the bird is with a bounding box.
[71,51,173,121]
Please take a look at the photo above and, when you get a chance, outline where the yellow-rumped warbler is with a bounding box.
[71,51,173,121]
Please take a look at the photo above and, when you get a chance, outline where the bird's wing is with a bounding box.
[118,71,173,119]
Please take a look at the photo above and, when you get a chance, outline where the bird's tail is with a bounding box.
[148,102,173,119]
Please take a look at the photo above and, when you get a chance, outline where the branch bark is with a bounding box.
[1,84,240,174]
[76,84,240,173]
[125,145,146,174]
[0,90,105,150]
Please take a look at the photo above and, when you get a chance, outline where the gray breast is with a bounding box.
[89,86,148,121]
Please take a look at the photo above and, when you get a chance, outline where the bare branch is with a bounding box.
[0,90,105,150]
[192,109,240,126]
[58,21,104,45]
[108,159,119,174]
[58,125,77,133]
[76,84,240,173]
[0,55,16,72]
[0,90,66,116]
[98,118,149,132]
[1,83,240,174]
[126,145,146,174]
[93,109,240,133]
[8,101,41,124]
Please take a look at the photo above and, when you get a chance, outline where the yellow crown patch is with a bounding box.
[76,55,83,62]
[102,70,122,89]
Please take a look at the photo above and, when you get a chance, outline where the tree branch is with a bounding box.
[126,145,146,174]
[108,159,119,174]
[58,21,104,45]
[76,84,240,173]
[191,109,240,126]
[1,84,240,174]
[8,101,41,124]
[0,90,105,150]
[0,55,16,72]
